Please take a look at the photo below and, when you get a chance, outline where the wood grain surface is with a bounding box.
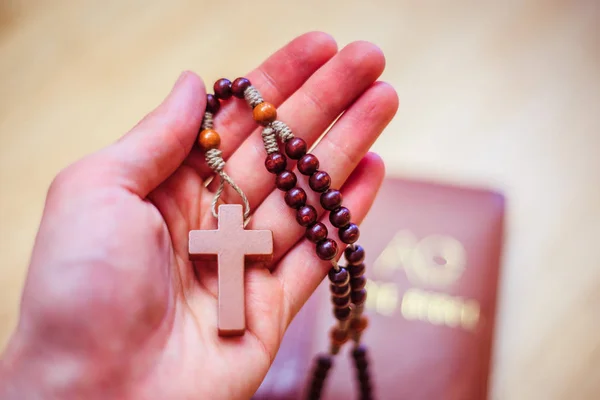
[1,1,599,398]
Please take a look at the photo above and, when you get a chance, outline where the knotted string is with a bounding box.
[202,111,251,226]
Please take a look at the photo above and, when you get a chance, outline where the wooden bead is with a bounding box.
[345,245,365,265]
[275,170,297,191]
[306,222,328,243]
[213,78,232,100]
[328,267,349,286]
[265,152,287,174]
[348,263,366,277]
[360,386,372,399]
[352,345,368,360]
[356,358,369,370]
[284,187,307,209]
[330,327,350,345]
[253,102,277,125]
[297,154,320,175]
[332,294,351,308]
[231,77,251,98]
[316,238,338,260]
[314,369,327,381]
[334,306,352,321]
[330,207,351,228]
[317,355,333,370]
[351,275,367,290]
[285,137,307,159]
[351,288,367,305]
[320,189,343,211]
[296,205,317,227]
[309,171,331,192]
[206,94,220,114]
[330,283,351,297]
[339,223,360,244]
[197,129,221,151]
[350,316,369,332]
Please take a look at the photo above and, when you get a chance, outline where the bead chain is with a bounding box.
[197,78,373,400]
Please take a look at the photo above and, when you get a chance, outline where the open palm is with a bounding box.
[0,32,398,400]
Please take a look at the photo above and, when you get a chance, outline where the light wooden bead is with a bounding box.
[350,316,369,333]
[198,129,221,151]
[330,326,350,346]
[253,102,277,125]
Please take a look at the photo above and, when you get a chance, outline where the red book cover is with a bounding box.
[254,177,505,400]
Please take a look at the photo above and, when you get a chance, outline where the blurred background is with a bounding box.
[0,0,599,398]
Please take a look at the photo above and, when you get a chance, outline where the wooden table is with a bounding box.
[1,1,598,398]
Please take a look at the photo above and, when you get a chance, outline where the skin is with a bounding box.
[0,32,398,399]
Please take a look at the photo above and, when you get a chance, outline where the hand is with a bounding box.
[0,32,398,399]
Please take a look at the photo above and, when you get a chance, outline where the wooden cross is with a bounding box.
[188,204,273,336]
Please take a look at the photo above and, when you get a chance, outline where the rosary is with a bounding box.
[189,77,373,400]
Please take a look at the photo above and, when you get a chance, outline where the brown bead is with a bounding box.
[275,170,296,191]
[197,129,221,151]
[350,316,369,332]
[213,78,232,100]
[332,294,351,308]
[345,245,365,265]
[306,222,328,243]
[231,77,251,98]
[360,385,372,399]
[328,267,349,286]
[314,369,327,381]
[330,327,350,345]
[334,306,352,321]
[339,223,360,244]
[356,358,369,371]
[351,288,367,305]
[253,102,277,125]
[265,152,287,174]
[330,283,351,297]
[351,276,367,290]
[360,386,372,398]
[296,205,317,227]
[284,187,307,209]
[206,94,220,114]
[316,238,338,260]
[317,355,333,369]
[285,137,307,159]
[348,263,366,277]
[308,388,322,400]
[352,345,368,360]
[297,154,320,175]
[309,171,331,193]
[320,189,342,211]
[330,207,351,228]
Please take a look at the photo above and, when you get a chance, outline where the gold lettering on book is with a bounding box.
[373,230,467,288]
[365,230,481,330]
[400,288,480,330]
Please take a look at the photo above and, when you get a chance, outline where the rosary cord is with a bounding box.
[261,126,279,154]
[352,346,373,400]
[199,78,373,399]
[201,111,251,226]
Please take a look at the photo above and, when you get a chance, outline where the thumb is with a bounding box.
[90,71,206,197]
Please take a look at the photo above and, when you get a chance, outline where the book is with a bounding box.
[254,177,505,400]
